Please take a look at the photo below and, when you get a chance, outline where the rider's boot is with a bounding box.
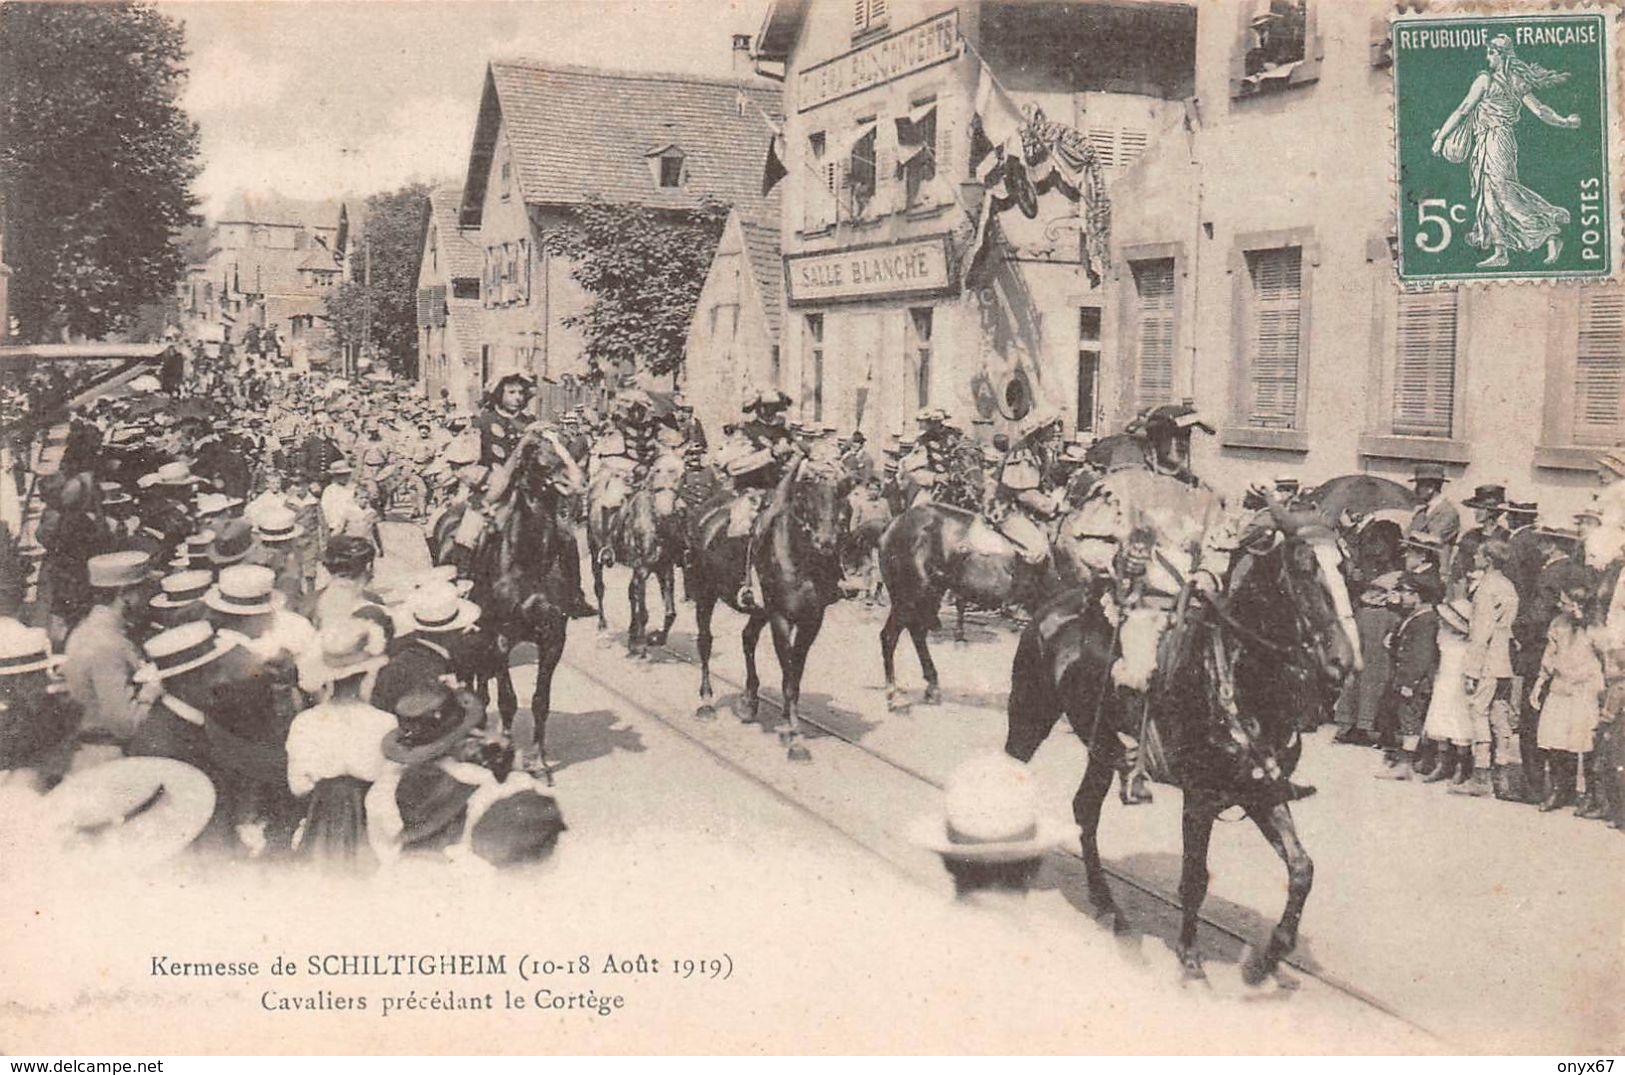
[1115,688,1154,806]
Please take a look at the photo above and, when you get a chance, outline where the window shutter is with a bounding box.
[869,0,887,25]
[853,0,867,33]
[1392,289,1456,437]
[1574,287,1625,445]
[1119,128,1148,166]
[1246,247,1302,428]
[1087,127,1117,169]
[1132,259,1175,408]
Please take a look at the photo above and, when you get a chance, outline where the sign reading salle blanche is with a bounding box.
[797,10,961,113]
[785,237,955,306]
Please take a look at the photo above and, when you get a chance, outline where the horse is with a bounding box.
[686,456,850,761]
[1004,512,1358,984]
[431,426,584,782]
[585,462,687,656]
[876,502,1079,711]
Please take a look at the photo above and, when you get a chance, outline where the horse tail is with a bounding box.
[1006,618,1061,763]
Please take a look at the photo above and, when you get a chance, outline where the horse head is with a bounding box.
[1235,517,1361,691]
[502,425,585,506]
[788,458,852,558]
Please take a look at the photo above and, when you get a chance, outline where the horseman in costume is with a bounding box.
[987,412,1065,572]
[719,389,803,609]
[1066,404,1326,806]
[475,373,535,470]
[586,389,660,568]
[900,409,960,508]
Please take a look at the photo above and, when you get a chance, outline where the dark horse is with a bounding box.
[431,426,584,782]
[686,457,850,761]
[1005,516,1357,984]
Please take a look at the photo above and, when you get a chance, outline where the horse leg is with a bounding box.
[650,561,676,647]
[695,595,718,721]
[529,625,565,787]
[774,610,822,763]
[591,548,608,633]
[1176,795,1219,982]
[910,623,941,706]
[881,607,908,712]
[1076,755,1128,934]
[496,662,518,735]
[626,567,646,658]
[1241,801,1314,988]
[740,611,767,725]
[954,596,969,645]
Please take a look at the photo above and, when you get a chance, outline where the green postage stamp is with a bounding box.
[1393,9,1618,284]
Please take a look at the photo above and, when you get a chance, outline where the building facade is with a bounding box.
[415,188,485,412]
[455,60,781,416]
[1106,0,1625,514]
[685,207,785,438]
[754,0,1196,444]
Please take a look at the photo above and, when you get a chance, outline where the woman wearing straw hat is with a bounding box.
[370,586,480,715]
[284,619,397,868]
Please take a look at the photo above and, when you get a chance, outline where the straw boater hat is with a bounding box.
[204,564,283,617]
[1503,500,1539,526]
[380,683,482,766]
[135,620,235,683]
[402,585,480,635]
[98,481,132,510]
[327,458,354,478]
[906,753,1077,864]
[194,492,243,518]
[252,505,304,545]
[169,531,216,570]
[1535,513,1579,542]
[149,570,214,611]
[0,618,61,676]
[87,551,152,590]
[208,519,255,566]
[44,757,216,868]
[137,461,200,489]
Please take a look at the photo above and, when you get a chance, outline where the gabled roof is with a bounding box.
[219,191,346,229]
[737,214,783,343]
[298,249,340,272]
[426,187,485,282]
[459,61,782,226]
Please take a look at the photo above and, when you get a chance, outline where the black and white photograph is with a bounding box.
[0,0,1620,1058]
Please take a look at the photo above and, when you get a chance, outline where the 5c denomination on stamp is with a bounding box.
[1393,9,1616,284]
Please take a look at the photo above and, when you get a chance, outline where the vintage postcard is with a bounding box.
[1,0,1623,1059]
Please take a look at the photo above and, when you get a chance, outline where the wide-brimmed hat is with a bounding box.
[98,481,132,507]
[915,407,950,425]
[1461,483,1507,510]
[148,570,214,611]
[253,505,305,545]
[380,683,482,765]
[469,790,567,867]
[135,620,235,682]
[137,461,199,489]
[45,757,215,868]
[87,551,152,590]
[1503,500,1538,524]
[209,519,255,566]
[194,492,243,518]
[403,586,480,635]
[0,618,60,676]
[743,388,792,414]
[1535,514,1580,542]
[327,458,354,478]
[1141,403,1214,437]
[204,564,282,617]
[310,620,388,684]
[906,754,1077,864]
[1576,502,1603,526]
[1411,463,1448,484]
[1438,598,1473,635]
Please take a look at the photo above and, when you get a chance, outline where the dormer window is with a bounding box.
[646,144,686,189]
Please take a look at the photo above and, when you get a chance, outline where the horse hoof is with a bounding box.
[647,631,667,647]
[1178,951,1209,984]
[885,691,909,713]
[1239,944,1272,988]
[786,742,812,763]
[921,686,942,706]
[695,703,716,722]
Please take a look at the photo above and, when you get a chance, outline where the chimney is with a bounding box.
[731,33,752,77]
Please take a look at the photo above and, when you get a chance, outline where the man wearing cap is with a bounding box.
[1375,572,1443,779]
[147,568,214,632]
[1131,402,1214,488]
[370,586,480,714]
[125,620,239,794]
[1406,463,1461,562]
[1451,483,1508,598]
[61,551,153,746]
[298,414,345,488]
[1457,537,1520,798]
[988,412,1065,571]
[723,389,804,609]
[320,459,372,543]
[475,373,535,471]
[900,409,960,509]
[246,504,309,603]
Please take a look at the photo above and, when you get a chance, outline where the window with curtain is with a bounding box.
[1130,259,1175,409]
[1573,286,1625,445]
[909,308,933,408]
[1244,246,1302,428]
[1392,289,1457,437]
[804,314,825,422]
[848,120,878,218]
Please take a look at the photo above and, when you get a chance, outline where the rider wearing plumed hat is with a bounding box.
[474,373,536,471]
[722,388,803,608]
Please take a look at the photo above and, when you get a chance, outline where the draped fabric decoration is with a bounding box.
[1020,106,1112,287]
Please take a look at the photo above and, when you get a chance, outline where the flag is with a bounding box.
[333,204,349,267]
[969,64,1023,184]
[1021,108,1111,287]
[762,134,788,196]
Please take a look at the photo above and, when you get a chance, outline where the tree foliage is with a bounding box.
[359,182,432,378]
[545,198,730,381]
[0,2,201,342]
